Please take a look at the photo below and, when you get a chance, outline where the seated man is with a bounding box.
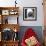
[21,28,41,46]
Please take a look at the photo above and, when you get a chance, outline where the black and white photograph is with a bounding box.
[23,7,37,21]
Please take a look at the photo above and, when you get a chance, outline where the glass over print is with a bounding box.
[23,7,37,21]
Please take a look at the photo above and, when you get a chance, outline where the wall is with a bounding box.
[18,0,44,26]
[0,0,44,26]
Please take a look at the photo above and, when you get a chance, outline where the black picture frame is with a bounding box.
[23,7,37,21]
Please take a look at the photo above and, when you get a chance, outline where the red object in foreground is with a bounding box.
[21,28,41,46]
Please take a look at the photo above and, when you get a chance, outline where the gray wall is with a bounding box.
[18,26,44,44]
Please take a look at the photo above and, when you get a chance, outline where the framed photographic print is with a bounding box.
[9,10,18,15]
[2,16,8,24]
[8,16,18,24]
[2,10,9,15]
[1,28,13,41]
[23,7,37,21]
